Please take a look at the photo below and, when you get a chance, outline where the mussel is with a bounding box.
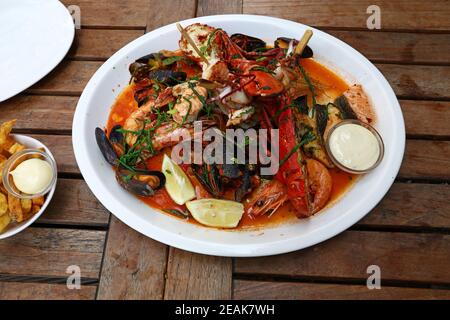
[95,127,119,166]
[148,70,186,85]
[230,33,266,52]
[116,168,165,197]
[334,95,358,120]
[274,37,313,58]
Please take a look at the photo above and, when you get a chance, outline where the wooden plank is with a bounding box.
[146,0,197,32]
[243,0,450,31]
[376,64,450,99]
[28,134,77,174]
[164,248,232,299]
[0,228,105,278]
[327,30,450,65]
[233,280,450,299]
[197,0,243,16]
[234,231,450,283]
[39,179,109,227]
[361,183,450,229]
[0,95,77,132]
[69,29,144,60]
[0,282,96,300]
[28,61,102,96]
[401,100,450,137]
[60,0,149,28]
[400,140,450,180]
[97,216,167,299]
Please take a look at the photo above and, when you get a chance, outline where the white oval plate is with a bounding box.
[0,135,57,240]
[0,0,75,102]
[73,15,405,257]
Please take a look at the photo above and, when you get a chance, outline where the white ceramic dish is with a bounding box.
[72,15,405,257]
[0,135,57,240]
[0,0,75,102]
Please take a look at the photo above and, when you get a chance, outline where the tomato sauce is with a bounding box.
[105,58,356,230]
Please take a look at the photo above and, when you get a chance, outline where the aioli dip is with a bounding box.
[328,123,380,172]
[10,158,54,194]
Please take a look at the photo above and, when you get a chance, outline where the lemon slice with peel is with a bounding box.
[186,199,244,228]
[162,154,195,205]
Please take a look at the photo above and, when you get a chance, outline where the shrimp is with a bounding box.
[306,158,332,214]
[244,179,288,217]
[172,82,207,125]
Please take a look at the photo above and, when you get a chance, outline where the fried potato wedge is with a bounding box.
[0,119,16,148]
[0,214,11,233]
[0,193,7,216]
[32,196,45,206]
[21,199,32,215]
[8,143,26,154]
[31,205,41,215]
[8,192,23,222]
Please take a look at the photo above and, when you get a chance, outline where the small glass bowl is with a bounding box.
[2,149,57,199]
[324,119,385,174]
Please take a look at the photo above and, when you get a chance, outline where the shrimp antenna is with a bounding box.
[294,29,313,56]
[176,23,209,65]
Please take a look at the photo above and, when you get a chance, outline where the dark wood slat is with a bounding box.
[0,282,96,300]
[0,95,77,131]
[401,100,450,137]
[243,0,450,31]
[400,140,450,180]
[27,61,102,96]
[60,0,149,28]
[69,29,144,60]
[145,0,197,32]
[28,134,77,174]
[0,228,105,278]
[97,216,167,299]
[361,183,450,229]
[233,280,450,299]
[39,179,109,227]
[164,248,232,299]
[234,231,450,283]
[376,64,450,99]
[327,30,450,65]
[197,0,243,16]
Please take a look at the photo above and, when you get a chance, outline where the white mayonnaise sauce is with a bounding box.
[329,123,380,171]
[10,158,53,194]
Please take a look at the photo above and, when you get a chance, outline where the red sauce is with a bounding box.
[105,59,356,229]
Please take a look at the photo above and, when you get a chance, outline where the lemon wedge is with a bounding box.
[186,199,244,228]
[162,154,195,205]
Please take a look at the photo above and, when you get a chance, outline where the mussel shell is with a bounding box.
[334,96,358,120]
[129,62,151,80]
[148,70,186,85]
[274,37,313,58]
[235,169,252,202]
[109,125,124,144]
[315,104,328,138]
[231,33,266,52]
[135,52,162,64]
[116,168,166,197]
[95,127,118,166]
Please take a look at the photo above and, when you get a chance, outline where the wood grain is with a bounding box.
[0,282,96,300]
[234,231,450,283]
[0,228,105,278]
[327,30,450,65]
[164,248,232,299]
[28,61,102,96]
[60,0,149,28]
[400,140,450,180]
[0,95,77,132]
[233,280,450,299]
[361,183,450,229]
[197,0,243,15]
[69,29,144,60]
[376,64,450,99]
[243,0,450,31]
[146,0,197,32]
[97,216,167,299]
[401,100,450,137]
[38,179,109,227]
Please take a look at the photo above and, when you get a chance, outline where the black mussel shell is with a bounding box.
[109,125,124,144]
[292,95,309,114]
[95,127,118,166]
[274,37,313,58]
[129,62,151,80]
[135,53,162,64]
[116,168,166,197]
[235,169,252,202]
[315,104,328,138]
[148,70,186,86]
[334,95,358,120]
[231,33,266,52]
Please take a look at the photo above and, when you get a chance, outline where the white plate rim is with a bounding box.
[0,0,75,102]
[72,14,405,257]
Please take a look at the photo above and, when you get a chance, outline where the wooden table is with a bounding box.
[0,0,449,300]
